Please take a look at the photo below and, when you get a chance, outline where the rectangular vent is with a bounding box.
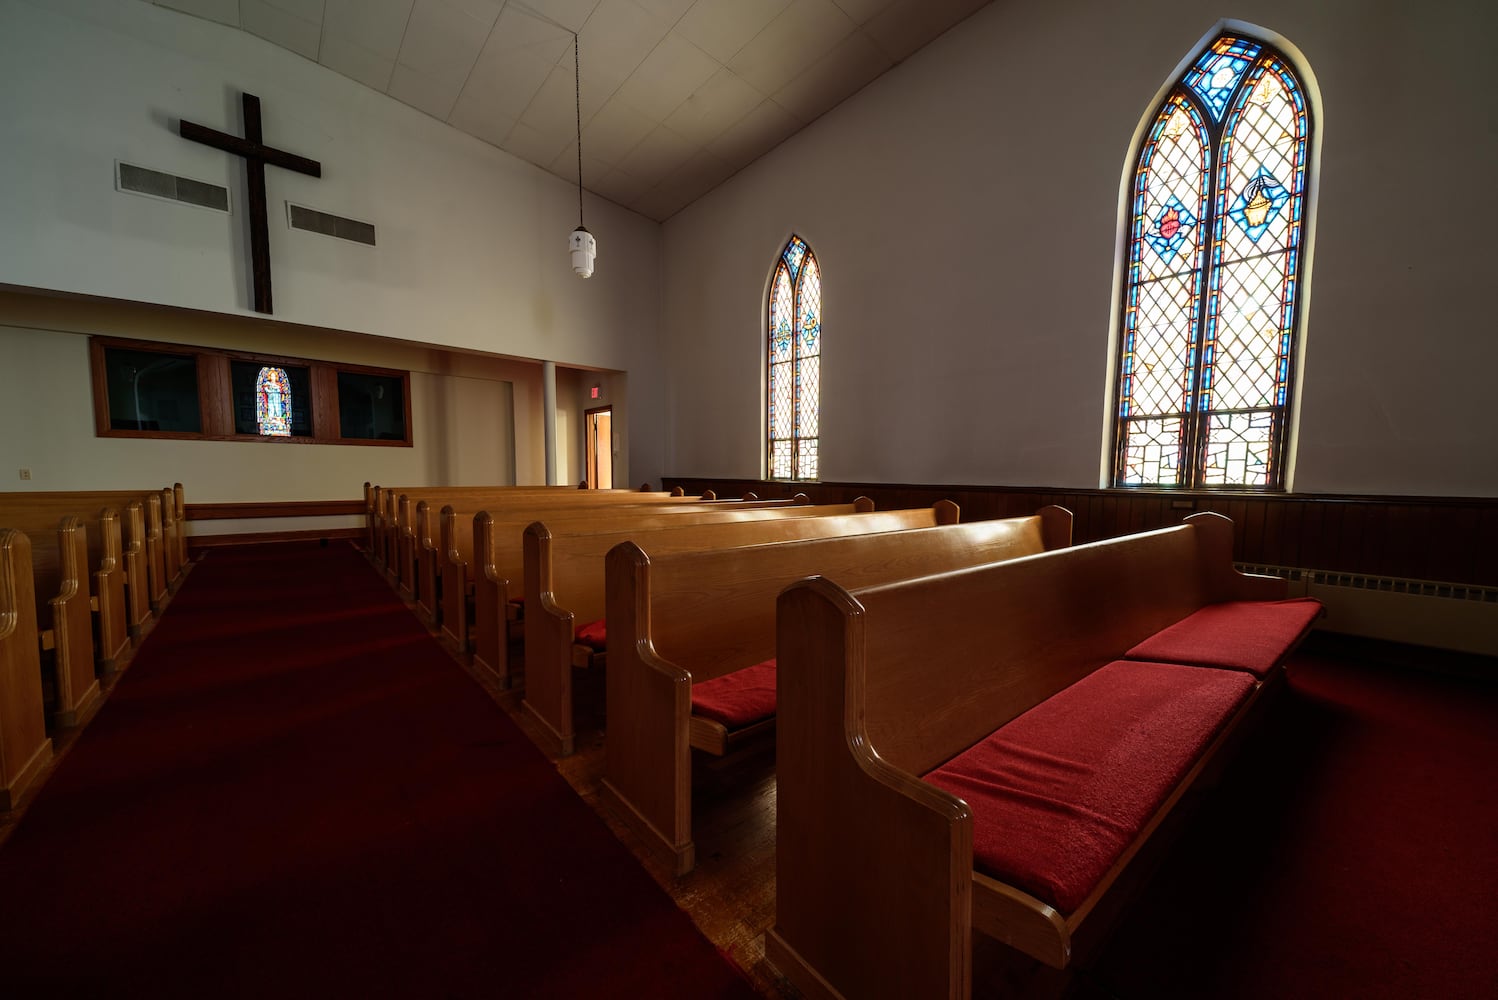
[116,161,229,212]
[287,203,377,246]
[1236,564,1497,604]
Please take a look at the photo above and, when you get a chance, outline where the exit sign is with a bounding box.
[590,385,600,399]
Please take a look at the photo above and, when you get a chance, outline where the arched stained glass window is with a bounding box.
[768,235,821,481]
[1112,33,1312,490]
[256,365,293,437]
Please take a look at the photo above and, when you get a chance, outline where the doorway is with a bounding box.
[585,406,613,490]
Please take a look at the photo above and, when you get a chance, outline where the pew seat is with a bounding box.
[767,512,1324,999]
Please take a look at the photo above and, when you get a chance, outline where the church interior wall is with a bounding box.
[660,0,1498,499]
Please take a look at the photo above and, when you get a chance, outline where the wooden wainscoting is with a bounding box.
[662,479,1498,589]
[184,499,365,554]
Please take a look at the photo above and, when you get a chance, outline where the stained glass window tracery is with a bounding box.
[1113,33,1311,490]
[768,235,821,481]
[256,365,293,437]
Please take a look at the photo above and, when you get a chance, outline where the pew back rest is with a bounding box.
[846,513,1274,777]
[532,505,955,626]
[631,510,1069,686]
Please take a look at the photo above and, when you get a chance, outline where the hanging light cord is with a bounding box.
[574,33,584,229]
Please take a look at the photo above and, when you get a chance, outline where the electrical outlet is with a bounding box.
[18,469,31,480]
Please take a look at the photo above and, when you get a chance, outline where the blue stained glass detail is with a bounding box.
[256,366,292,437]
[1145,195,1198,261]
[782,236,808,281]
[1227,167,1291,242]
[1184,37,1261,122]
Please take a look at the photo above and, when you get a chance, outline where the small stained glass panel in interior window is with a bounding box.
[231,360,311,437]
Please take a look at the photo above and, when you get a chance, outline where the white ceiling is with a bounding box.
[147,0,992,221]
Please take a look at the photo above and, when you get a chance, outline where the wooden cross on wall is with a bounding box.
[178,92,321,314]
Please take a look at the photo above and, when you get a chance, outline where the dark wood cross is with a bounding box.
[178,92,321,314]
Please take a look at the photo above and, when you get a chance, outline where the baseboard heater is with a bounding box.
[1237,564,1498,658]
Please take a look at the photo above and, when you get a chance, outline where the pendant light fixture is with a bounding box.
[568,33,596,278]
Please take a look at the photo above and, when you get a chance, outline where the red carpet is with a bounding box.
[1086,644,1498,998]
[0,541,756,998]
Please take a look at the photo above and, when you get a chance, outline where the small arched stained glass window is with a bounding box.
[1112,33,1312,490]
[256,366,293,437]
[768,235,821,481]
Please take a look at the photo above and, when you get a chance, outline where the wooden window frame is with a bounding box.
[89,336,413,447]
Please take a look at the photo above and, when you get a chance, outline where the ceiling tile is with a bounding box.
[442,0,505,22]
[154,0,240,26]
[630,0,697,24]
[388,62,464,118]
[500,121,574,168]
[463,38,560,120]
[864,0,988,63]
[447,90,518,146]
[575,0,672,88]
[770,29,890,123]
[828,0,895,24]
[673,0,790,63]
[616,124,696,187]
[520,0,603,34]
[396,0,495,84]
[319,34,395,91]
[661,67,764,146]
[659,147,736,203]
[612,33,721,121]
[633,182,695,221]
[519,65,608,135]
[704,97,801,164]
[728,0,857,95]
[581,97,660,164]
[587,168,654,211]
[484,5,575,62]
[240,0,321,60]
[322,0,414,62]
[260,0,326,23]
[549,142,615,185]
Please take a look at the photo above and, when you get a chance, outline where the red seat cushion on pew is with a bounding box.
[575,618,607,651]
[691,659,778,729]
[922,660,1255,915]
[1124,598,1322,677]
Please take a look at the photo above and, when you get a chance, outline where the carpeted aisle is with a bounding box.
[0,541,756,998]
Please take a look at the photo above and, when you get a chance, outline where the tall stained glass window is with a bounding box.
[1112,33,1312,489]
[256,366,293,437]
[768,235,821,480]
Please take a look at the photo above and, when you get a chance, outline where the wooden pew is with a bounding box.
[33,489,171,616]
[766,513,1323,998]
[601,508,1073,875]
[0,529,54,809]
[371,485,692,574]
[399,489,770,605]
[0,514,101,728]
[465,496,838,687]
[521,503,956,757]
[0,495,133,672]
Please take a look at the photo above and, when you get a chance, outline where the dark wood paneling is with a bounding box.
[186,500,364,521]
[664,477,1498,587]
[187,527,362,551]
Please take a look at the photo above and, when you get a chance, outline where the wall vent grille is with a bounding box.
[287,203,376,246]
[1236,565,1498,604]
[116,161,229,212]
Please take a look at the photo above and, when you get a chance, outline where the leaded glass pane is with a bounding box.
[1206,253,1292,410]
[798,356,819,437]
[1118,416,1184,486]
[797,439,818,480]
[1201,410,1275,487]
[770,265,794,363]
[771,361,794,438]
[782,236,808,281]
[1183,36,1262,122]
[256,366,293,436]
[770,439,793,479]
[799,256,821,357]
[1135,98,1209,281]
[1120,274,1198,418]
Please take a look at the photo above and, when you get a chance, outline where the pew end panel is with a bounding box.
[88,506,130,672]
[43,517,103,729]
[0,530,54,810]
[414,502,440,628]
[767,577,975,1000]
[439,505,475,654]
[471,512,515,688]
[521,522,577,756]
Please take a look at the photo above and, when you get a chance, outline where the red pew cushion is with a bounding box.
[691,659,778,729]
[923,659,1255,914]
[1125,598,1322,677]
[575,618,607,651]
